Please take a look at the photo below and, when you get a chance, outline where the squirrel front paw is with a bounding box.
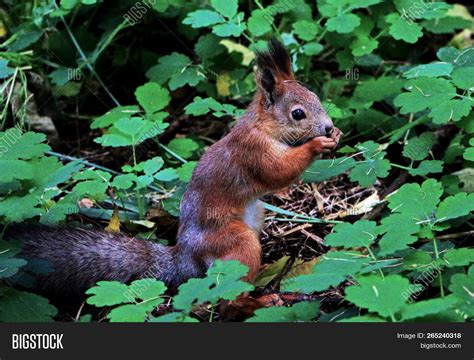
[330,127,342,144]
[309,136,338,154]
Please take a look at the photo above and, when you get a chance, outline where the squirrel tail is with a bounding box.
[5,225,177,296]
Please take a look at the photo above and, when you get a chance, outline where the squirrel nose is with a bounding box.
[325,125,334,137]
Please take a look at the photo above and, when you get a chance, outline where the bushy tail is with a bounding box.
[4,225,176,296]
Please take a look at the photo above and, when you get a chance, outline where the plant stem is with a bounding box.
[432,239,445,298]
[132,141,144,218]
[366,246,385,279]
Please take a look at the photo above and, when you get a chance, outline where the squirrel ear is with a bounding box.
[260,68,276,104]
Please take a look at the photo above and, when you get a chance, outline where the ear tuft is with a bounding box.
[261,68,276,103]
[255,38,293,80]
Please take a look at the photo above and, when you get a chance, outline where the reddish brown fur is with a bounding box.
[8,40,341,294]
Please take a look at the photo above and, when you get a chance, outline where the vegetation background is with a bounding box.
[0,0,473,322]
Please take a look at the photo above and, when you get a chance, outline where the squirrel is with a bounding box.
[6,39,341,296]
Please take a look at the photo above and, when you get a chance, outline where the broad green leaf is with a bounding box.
[135,82,170,114]
[0,59,15,79]
[430,99,472,124]
[443,248,474,267]
[281,251,370,293]
[0,130,50,160]
[182,10,224,28]
[378,214,420,256]
[403,62,453,79]
[348,141,391,187]
[246,301,319,322]
[167,138,199,159]
[293,20,319,41]
[449,265,474,304]
[387,179,443,220]
[302,157,356,182]
[345,274,411,318]
[402,132,436,161]
[401,295,459,321]
[86,281,131,306]
[91,106,140,129]
[408,160,443,176]
[176,161,197,182]
[386,13,423,44]
[0,288,57,322]
[327,13,360,34]
[248,9,273,36]
[394,77,456,114]
[436,192,474,221]
[173,260,254,312]
[325,220,378,249]
[107,299,162,322]
[211,0,238,19]
[451,67,474,90]
[150,312,199,322]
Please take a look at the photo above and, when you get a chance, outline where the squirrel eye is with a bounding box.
[291,109,306,121]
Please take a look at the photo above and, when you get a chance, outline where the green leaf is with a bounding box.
[378,214,420,256]
[86,281,131,306]
[327,13,361,34]
[135,82,170,114]
[386,13,423,44]
[182,10,224,28]
[195,34,226,60]
[345,274,411,318]
[302,157,356,183]
[408,160,443,176]
[436,192,474,221]
[211,0,238,19]
[150,312,199,322]
[246,301,319,322]
[0,129,50,160]
[0,288,57,322]
[147,53,205,90]
[0,59,15,79]
[0,240,27,279]
[402,132,436,161]
[281,251,369,293]
[403,62,453,79]
[325,220,378,249]
[430,99,472,124]
[387,179,443,220]
[173,260,253,312]
[154,168,179,182]
[351,77,405,107]
[0,194,42,222]
[451,67,474,91]
[348,141,391,187]
[443,248,474,267]
[212,19,246,37]
[176,161,197,182]
[394,77,456,114]
[91,106,140,129]
[107,299,162,322]
[248,9,273,37]
[400,295,459,321]
[184,96,224,116]
[350,36,378,57]
[293,20,319,41]
[449,265,474,304]
[112,174,137,190]
[167,138,199,159]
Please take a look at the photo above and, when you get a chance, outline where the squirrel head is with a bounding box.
[254,39,334,146]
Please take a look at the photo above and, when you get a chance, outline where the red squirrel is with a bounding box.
[7,39,341,295]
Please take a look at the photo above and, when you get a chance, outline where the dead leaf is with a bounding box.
[105,207,121,233]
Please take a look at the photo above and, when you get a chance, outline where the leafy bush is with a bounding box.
[0,0,473,322]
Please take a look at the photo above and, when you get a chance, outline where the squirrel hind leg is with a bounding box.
[216,222,262,282]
